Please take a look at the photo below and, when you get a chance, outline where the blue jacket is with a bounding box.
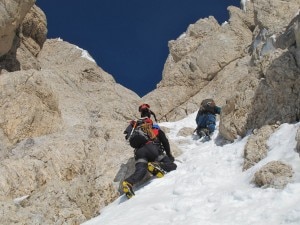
[195,106,221,133]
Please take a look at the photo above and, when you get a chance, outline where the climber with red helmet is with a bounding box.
[138,103,157,122]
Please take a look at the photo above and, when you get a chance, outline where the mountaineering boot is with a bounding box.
[200,135,211,142]
[122,181,135,199]
[197,128,211,142]
[197,128,208,137]
[147,162,165,178]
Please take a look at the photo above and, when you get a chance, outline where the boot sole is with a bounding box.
[122,182,135,199]
[147,163,165,178]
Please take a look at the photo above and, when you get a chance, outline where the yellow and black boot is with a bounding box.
[122,181,135,199]
[147,162,165,178]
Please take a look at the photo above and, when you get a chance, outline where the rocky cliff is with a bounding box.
[144,0,299,141]
[0,1,142,224]
[0,0,299,224]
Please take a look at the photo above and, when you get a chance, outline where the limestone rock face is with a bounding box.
[17,5,47,70]
[220,45,300,141]
[0,3,143,223]
[243,125,277,171]
[253,0,300,35]
[0,39,142,224]
[143,0,300,142]
[0,2,47,72]
[21,5,47,56]
[0,70,62,145]
[143,11,253,121]
[253,161,293,189]
[168,16,220,64]
[0,0,36,57]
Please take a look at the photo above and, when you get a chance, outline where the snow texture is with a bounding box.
[82,112,300,225]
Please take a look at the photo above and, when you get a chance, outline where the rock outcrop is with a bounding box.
[143,0,300,142]
[0,5,143,221]
[253,161,293,189]
[0,38,142,224]
[0,1,46,72]
[243,125,277,171]
[0,0,36,57]
[143,11,253,122]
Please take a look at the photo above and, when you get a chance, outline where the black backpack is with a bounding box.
[128,118,156,148]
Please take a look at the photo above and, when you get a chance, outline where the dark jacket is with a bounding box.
[125,142,177,185]
[124,120,174,160]
[123,120,177,186]
[152,124,173,160]
[140,108,157,122]
[196,106,221,133]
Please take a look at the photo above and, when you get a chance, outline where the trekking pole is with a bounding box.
[175,159,183,163]
[127,121,137,140]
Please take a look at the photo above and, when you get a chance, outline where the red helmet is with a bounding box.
[138,103,150,112]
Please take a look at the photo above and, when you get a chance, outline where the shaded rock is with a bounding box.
[0,2,46,72]
[296,127,300,156]
[275,14,300,50]
[253,0,299,35]
[220,46,300,141]
[16,5,47,71]
[0,0,36,57]
[20,5,47,56]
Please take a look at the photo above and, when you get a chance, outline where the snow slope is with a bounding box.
[82,112,300,225]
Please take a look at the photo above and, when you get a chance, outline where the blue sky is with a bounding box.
[36,0,239,97]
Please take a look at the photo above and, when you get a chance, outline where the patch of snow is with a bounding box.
[76,46,96,63]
